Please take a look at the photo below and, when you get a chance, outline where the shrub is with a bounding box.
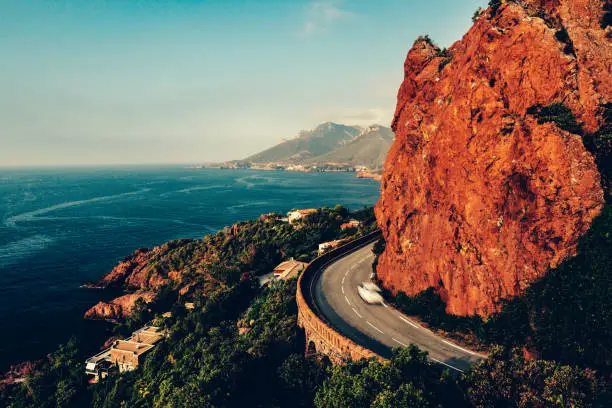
[601,3,612,29]
[554,27,575,55]
[472,7,483,23]
[527,102,582,134]
[489,0,502,17]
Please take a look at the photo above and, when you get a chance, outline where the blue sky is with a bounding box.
[1,0,486,166]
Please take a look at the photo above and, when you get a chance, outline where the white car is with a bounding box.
[357,283,384,305]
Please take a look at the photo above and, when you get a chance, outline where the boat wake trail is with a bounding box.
[4,188,151,227]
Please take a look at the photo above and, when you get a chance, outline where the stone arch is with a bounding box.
[306,340,317,357]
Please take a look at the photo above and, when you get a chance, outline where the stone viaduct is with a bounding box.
[296,231,383,364]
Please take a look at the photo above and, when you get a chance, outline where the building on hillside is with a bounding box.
[340,219,362,230]
[85,324,165,382]
[318,240,341,255]
[287,208,317,224]
[273,258,308,280]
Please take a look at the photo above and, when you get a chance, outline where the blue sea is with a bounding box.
[0,167,380,371]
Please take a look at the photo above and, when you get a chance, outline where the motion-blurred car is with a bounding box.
[357,282,384,305]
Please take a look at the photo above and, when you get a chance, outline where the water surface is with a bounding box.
[0,166,380,370]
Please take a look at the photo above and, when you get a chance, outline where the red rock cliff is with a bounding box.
[376,0,609,317]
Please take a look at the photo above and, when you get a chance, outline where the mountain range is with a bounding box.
[235,122,394,171]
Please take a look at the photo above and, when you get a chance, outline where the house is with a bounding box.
[85,324,165,382]
[318,240,341,255]
[273,258,308,280]
[109,325,164,373]
[287,208,317,224]
[340,219,362,230]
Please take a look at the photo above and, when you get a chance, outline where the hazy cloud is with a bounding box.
[299,1,355,37]
[309,107,392,127]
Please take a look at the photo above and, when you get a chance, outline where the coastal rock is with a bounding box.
[356,170,382,182]
[375,0,608,317]
[0,360,40,388]
[84,292,156,322]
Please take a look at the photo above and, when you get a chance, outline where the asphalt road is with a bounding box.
[312,242,485,372]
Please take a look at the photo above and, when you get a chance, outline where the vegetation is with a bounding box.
[601,2,612,29]
[3,202,610,407]
[483,205,612,372]
[527,103,582,135]
[1,339,86,408]
[488,0,502,18]
[380,203,611,381]
[243,122,362,164]
[554,27,575,56]
[464,347,607,408]
[307,126,394,171]
[472,7,483,23]
[315,346,469,408]
[583,103,612,202]
[393,288,483,338]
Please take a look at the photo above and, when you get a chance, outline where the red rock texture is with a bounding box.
[93,247,176,290]
[84,292,156,322]
[0,360,40,388]
[84,235,232,320]
[375,0,609,317]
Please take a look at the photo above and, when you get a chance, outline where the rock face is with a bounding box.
[84,292,156,322]
[375,0,609,317]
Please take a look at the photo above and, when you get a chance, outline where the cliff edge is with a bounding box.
[376,0,609,317]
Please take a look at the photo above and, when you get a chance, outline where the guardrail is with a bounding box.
[297,230,384,363]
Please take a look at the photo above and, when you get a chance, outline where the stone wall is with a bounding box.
[296,231,384,364]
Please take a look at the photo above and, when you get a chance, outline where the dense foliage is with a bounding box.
[583,103,611,202]
[2,202,609,407]
[527,103,582,135]
[465,347,607,408]
[88,279,324,408]
[488,0,502,17]
[1,340,86,408]
[315,346,469,408]
[484,205,612,372]
[385,204,611,375]
[0,206,369,408]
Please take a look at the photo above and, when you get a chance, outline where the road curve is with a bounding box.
[312,242,485,372]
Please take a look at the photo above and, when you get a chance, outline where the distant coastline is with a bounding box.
[188,163,383,181]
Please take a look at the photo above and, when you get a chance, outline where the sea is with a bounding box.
[0,166,380,371]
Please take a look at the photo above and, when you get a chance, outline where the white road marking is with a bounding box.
[367,321,384,334]
[441,339,482,356]
[352,308,363,318]
[342,276,346,285]
[341,286,345,294]
[398,315,420,329]
[381,302,389,308]
[431,358,464,373]
[392,338,408,347]
[345,295,351,306]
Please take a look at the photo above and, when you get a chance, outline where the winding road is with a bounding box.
[312,242,485,372]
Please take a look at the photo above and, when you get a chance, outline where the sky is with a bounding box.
[0,0,487,166]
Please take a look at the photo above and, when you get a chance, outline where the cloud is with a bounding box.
[299,1,355,37]
[309,107,393,127]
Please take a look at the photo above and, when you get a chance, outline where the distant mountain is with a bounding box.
[307,125,394,170]
[243,122,362,164]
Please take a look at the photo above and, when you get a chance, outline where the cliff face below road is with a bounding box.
[376,0,609,317]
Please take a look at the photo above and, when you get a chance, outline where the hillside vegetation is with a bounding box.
[307,125,394,170]
[243,123,361,164]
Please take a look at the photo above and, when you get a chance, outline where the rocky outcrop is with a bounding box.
[356,170,383,181]
[92,244,186,290]
[376,0,609,317]
[84,292,156,322]
[84,236,231,321]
